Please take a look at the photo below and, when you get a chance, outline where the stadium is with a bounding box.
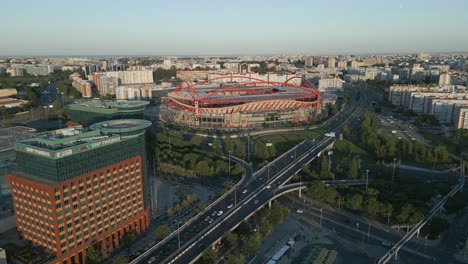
[166,75,321,128]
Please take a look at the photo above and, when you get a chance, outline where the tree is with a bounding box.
[86,245,101,264]
[259,222,273,238]
[112,256,129,264]
[52,99,62,111]
[236,221,251,237]
[244,234,261,256]
[213,137,221,153]
[346,194,363,210]
[225,136,234,153]
[200,248,217,264]
[347,157,360,179]
[155,225,171,241]
[123,232,135,249]
[342,125,351,139]
[222,231,238,248]
[225,254,245,264]
[235,141,246,158]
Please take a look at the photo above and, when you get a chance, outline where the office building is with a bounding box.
[105,70,153,85]
[6,67,25,77]
[7,119,152,264]
[68,99,149,125]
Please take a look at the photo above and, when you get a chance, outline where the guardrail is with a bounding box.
[129,156,249,264]
[177,139,335,264]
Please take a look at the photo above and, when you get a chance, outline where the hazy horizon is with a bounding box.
[2,0,468,56]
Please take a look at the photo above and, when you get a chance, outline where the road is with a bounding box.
[131,87,372,263]
[149,89,370,264]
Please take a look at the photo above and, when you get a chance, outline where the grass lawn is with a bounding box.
[256,134,304,153]
[332,139,373,162]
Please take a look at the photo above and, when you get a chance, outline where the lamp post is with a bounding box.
[228,151,232,178]
[328,151,334,182]
[319,208,323,228]
[365,169,370,191]
[392,158,397,185]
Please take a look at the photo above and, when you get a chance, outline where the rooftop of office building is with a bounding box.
[15,119,151,159]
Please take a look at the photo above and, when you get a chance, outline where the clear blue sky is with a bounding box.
[2,0,467,56]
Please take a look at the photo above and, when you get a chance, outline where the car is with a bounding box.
[254,200,259,204]
[204,216,210,222]
[217,210,223,216]
[259,177,263,181]
[227,203,233,209]
[291,155,294,159]
[296,209,304,214]
[147,257,156,264]
[208,218,214,224]
[266,185,271,189]
[242,189,248,194]
[211,211,217,216]
[381,241,392,247]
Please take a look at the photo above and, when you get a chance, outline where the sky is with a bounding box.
[1,0,468,56]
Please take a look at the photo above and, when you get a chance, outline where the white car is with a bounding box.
[242,189,248,194]
[266,185,271,189]
[296,209,304,214]
[227,203,233,209]
[217,210,223,216]
[204,216,210,222]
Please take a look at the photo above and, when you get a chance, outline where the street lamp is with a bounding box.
[392,158,397,185]
[365,169,370,191]
[328,151,334,181]
[228,151,232,178]
[319,208,323,228]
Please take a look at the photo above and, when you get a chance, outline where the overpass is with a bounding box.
[378,161,465,263]
[132,86,369,263]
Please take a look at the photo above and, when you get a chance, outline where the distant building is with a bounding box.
[71,78,92,98]
[83,64,101,77]
[22,64,54,76]
[0,88,17,97]
[239,63,260,74]
[0,97,27,108]
[67,99,149,125]
[318,77,343,91]
[439,73,451,85]
[455,108,468,129]
[327,58,336,68]
[6,67,25,77]
[305,56,314,67]
[410,64,424,82]
[104,70,153,85]
[337,60,347,68]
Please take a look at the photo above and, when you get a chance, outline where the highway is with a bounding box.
[131,87,370,264]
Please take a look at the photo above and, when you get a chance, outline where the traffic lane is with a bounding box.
[172,189,273,264]
[283,198,454,262]
[144,186,256,262]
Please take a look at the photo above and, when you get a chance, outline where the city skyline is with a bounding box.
[2,0,468,56]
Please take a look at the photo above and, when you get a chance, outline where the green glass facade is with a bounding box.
[68,100,149,125]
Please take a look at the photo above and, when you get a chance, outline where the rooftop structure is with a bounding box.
[68,99,149,125]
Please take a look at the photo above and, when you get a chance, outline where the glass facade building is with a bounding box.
[67,99,149,126]
[7,119,152,264]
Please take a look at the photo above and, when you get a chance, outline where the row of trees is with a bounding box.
[165,193,198,218]
[307,182,425,225]
[360,113,452,167]
[154,133,241,179]
[199,202,290,263]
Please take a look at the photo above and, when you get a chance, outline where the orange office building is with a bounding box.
[7,119,152,264]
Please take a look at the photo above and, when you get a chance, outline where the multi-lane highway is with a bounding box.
[131,87,371,264]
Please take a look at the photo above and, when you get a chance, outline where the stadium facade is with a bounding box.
[166,76,321,128]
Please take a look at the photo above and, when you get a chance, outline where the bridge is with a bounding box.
[378,161,465,263]
[130,87,368,263]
